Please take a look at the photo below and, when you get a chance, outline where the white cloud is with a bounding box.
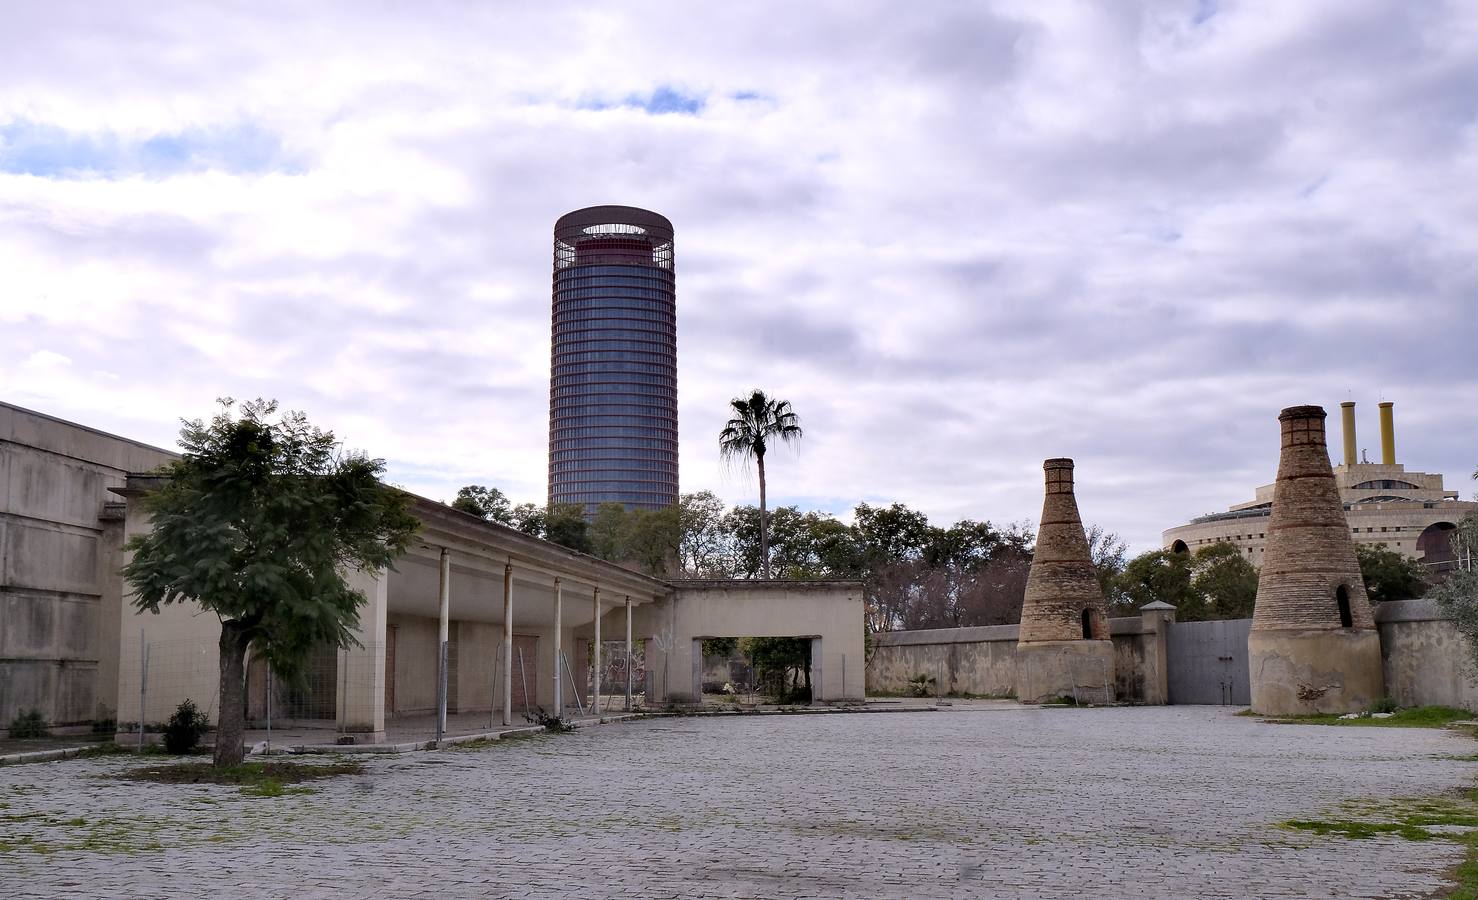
[1,0,1476,552]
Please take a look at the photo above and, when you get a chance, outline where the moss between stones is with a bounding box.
[1281,786,1478,896]
[1258,706,1472,728]
[114,760,363,797]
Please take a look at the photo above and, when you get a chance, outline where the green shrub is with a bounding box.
[7,709,49,739]
[523,707,577,733]
[906,674,937,698]
[1368,696,1399,715]
[162,700,210,754]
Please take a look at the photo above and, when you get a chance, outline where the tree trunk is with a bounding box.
[215,621,251,767]
[757,451,769,579]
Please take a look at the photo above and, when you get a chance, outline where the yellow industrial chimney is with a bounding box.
[1378,401,1396,465]
[1340,401,1357,467]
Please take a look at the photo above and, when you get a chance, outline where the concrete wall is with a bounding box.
[0,403,175,726]
[630,581,866,704]
[868,607,1172,704]
[1376,599,1478,710]
[869,600,1478,711]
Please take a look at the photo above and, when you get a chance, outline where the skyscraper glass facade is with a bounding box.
[549,206,678,514]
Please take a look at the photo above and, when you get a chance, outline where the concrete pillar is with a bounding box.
[810,637,823,704]
[1379,401,1396,465]
[624,596,634,711]
[1339,401,1357,468]
[436,548,450,740]
[336,567,388,743]
[691,638,703,703]
[502,562,513,727]
[1139,601,1176,705]
[592,587,602,718]
[553,577,563,719]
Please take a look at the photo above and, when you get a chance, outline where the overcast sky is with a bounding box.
[2,1,1475,552]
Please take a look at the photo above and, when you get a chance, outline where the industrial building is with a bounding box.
[0,401,864,735]
[1163,401,1476,573]
[548,205,679,514]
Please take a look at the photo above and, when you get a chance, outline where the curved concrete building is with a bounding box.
[1016,458,1114,703]
[548,206,678,514]
[1248,405,1384,715]
[1163,401,1475,577]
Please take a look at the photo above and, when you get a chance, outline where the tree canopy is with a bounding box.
[719,389,803,579]
[1355,543,1430,604]
[122,399,420,766]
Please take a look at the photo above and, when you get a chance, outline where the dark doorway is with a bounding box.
[1336,586,1353,628]
[1171,540,1189,555]
[1081,609,1093,640]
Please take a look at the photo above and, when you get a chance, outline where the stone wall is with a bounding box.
[868,606,1171,704]
[870,599,1478,710]
[1376,599,1478,710]
[0,403,175,726]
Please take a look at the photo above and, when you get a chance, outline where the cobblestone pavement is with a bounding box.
[2,706,1475,899]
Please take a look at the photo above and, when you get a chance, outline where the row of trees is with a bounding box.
[455,482,1437,629]
[452,485,1040,632]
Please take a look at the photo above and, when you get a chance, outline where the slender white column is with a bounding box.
[502,562,513,727]
[436,549,450,739]
[592,587,602,719]
[552,577,563,719]
[624,596,634,711]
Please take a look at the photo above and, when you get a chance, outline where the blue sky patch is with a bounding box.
[578,85,707,116]
[0,121,295,178]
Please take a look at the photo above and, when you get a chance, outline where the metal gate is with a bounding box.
[1166,618,1251,705]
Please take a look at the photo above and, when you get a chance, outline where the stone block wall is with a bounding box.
[868,610,1168,704]
[0,403,175,726]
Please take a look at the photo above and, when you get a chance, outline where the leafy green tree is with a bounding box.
[854,502,931,567]
[1433,513,1478,665]
[719,389,803,579]
[1190,543,1259,619]
[544,503,592,554]
[1355,543,1430,604]
[121,400,419,767]
[741,636,812,700]
[1113,549,1197,618]
[678,491,731,577]
[510,502,546,538]
[589,502,629,561]
[1085,525,1128,606]
[450,485,513,524]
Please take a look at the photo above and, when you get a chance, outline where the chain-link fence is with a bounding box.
[116,630,657,751]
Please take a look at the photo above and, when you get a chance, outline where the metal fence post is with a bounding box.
[517,646,530,720]
[561,651,585,718]
[266,666,273,754]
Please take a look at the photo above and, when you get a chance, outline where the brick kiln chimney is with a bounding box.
[1248,405,1384,715]
[1015,458,1115,703]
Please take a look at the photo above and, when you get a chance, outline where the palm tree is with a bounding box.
[719,389,803,579]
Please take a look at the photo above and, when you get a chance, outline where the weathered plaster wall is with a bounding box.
[626,581,866,703]
[868,611,1170,704]
[1377,599,1478,710]
[0,403,175,726]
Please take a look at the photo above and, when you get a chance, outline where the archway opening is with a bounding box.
[1336,585,1353,628]
[1081,608,1094,640]
[1171,540,1189,555]
[1418,522,1458,576]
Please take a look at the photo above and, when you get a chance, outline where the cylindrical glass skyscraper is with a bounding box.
[549,206,678,514]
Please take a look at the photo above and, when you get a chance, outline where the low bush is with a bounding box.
[523,707,577,733]
[906,674,937,698]
[1367,696,1399,715]
[162,700,210,754]
[7,709,49,739]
